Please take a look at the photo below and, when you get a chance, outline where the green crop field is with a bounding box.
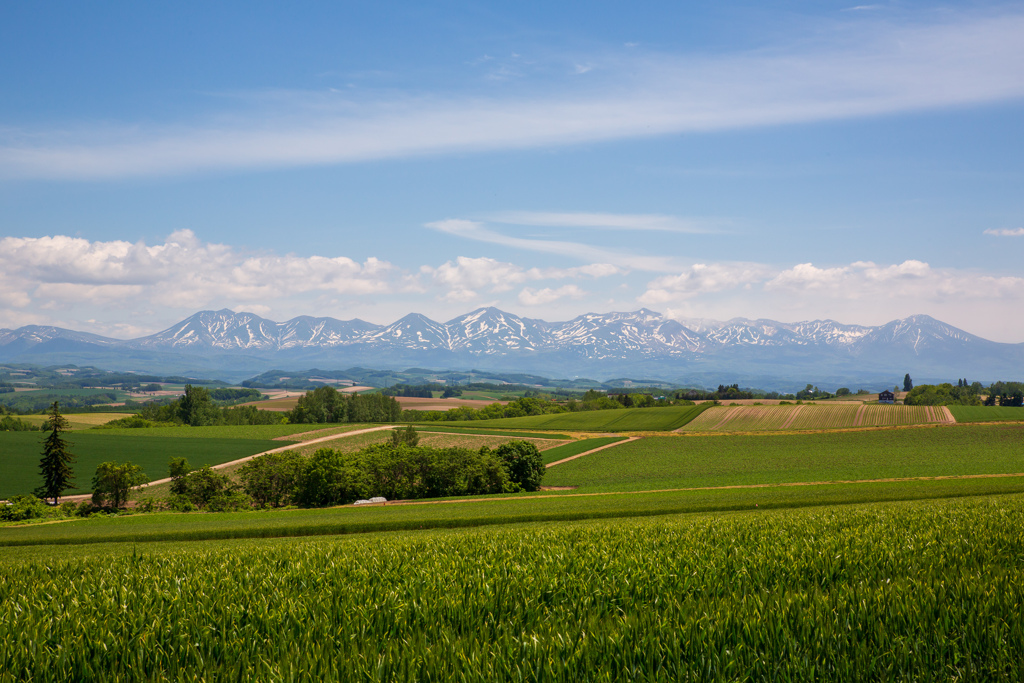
[681,403,949,432]
[544,423,1024,493]
[5,476,1024,549]
[442,404,710,432]
[541,436,628,464]
[2,496,1023,681]
[0,432,283,499]
[949,405,1024,422]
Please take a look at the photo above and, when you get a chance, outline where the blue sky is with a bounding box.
[2,1,1023,340]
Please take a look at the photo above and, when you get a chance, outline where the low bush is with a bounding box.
[0,495,49,522]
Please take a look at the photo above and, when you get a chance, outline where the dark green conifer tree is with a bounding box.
[35,401,75,504]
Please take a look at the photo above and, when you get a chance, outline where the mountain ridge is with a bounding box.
[2,307,1021,388]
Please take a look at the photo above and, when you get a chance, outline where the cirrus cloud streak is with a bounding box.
[3,12,1024,180]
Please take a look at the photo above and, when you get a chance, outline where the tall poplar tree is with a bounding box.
[36,401,75,504]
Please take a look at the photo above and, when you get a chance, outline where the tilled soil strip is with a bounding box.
[854,404,867,427]
[780,405,804,429]
[710,407,741,430]
[545,437,638,468]
[380,472,1024,507]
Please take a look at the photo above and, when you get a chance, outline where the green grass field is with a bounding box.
[2,497,1023,681]
[949,405,1024,422]
[441,404,710,432]
[544,423,1024,493]
[0,432,283,498]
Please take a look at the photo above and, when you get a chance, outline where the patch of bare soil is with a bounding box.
[396,396,509,411]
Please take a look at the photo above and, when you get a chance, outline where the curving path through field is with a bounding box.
[546,437,639,468]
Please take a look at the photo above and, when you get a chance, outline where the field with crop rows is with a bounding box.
[544,423,1024,493]
[949,406,1024,422]
[2,497,1023,681]
[443,404,710,432]
[682,403,949,432]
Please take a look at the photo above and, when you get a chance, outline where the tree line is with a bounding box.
[903,379,1024,407]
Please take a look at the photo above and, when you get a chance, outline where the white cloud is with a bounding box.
[640,262,774,304]
[3,12,1024,179]
[485,211,717,233]
[423,256,625,303]
[984,228,1024,237]
[0,231,398,328]
[518,285,586,306]
[425,219,676,271]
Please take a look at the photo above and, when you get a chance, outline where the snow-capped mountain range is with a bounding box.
[1,308,1020,388]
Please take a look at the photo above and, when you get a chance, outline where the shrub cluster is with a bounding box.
[0,495,104,522]
[238,438,545,508]
[0,415,39,431]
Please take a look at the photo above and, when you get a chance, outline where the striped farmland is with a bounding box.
[680,403,951,433]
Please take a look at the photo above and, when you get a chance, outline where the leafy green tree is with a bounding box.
[35,401,75,504]
[389,425,420,447]
[168,457,192,495]
[494,440,545,492]
[296,448,368,506]
[91,461,148,509]
[177,466,233,507]
[177,384,218,426]
[904,374,913,392]
[239,451,306,507]
[289,386,347,423]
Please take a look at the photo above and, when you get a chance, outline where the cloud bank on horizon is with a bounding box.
[2,230,1022,343]
[1,2,1023,343]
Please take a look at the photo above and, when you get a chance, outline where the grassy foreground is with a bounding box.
[5,473,1024,548]
[2,496,1023,681]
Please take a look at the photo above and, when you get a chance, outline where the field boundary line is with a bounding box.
[941,406,955,423]
[57,425,401,504]
[382,472,1024,507]
[781,405,804,429]
[546,437,639,468]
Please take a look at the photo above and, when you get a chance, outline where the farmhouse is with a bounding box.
[878,390,895,404]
